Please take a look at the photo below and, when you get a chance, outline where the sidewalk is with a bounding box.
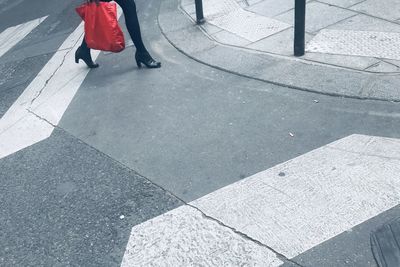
[159,0,400,101]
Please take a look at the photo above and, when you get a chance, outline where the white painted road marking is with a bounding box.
[121,205,283,266]
[307,29,400,60]
[0,16,48,58]
[0,7,122,159]
[121,135,400,265]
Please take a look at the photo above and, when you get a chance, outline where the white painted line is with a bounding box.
[0,16,48,58]
[0,7,122,159]
[191,134,400,258]
[121,134,400,264]
[121,205,282,266]
[307,29,400,60]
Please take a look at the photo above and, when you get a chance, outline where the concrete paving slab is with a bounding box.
[326,14,400,33]
[318,0,365,8]
[121,205,282,266]
[303,52,379,71]
[350,0,400,21]
[0,128,181,266]
[201,22,224,35]
[212,29,252,46]
[192,135,400,258]
[209,9,290,42]
[307,30,400,61]
[247,27,314,56]
[188,0,291,42]
[274,1,357,33]
[245,0,295,17]
[365,60,400,73]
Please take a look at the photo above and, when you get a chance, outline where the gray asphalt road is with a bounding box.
[1,0,400,266]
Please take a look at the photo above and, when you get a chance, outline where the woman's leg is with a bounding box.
[113,0,147,54]
[75,36,99,68]
[114,0,160,68]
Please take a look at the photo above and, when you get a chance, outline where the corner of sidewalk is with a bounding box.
[158,0,400,102]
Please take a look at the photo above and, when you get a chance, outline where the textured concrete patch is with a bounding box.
[192,135,400,258]
[122,205,282,266]
[209,9,290,42]
[182,0,290,42]
[307,29,400,60]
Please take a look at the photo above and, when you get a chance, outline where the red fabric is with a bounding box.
[76,2,125,52]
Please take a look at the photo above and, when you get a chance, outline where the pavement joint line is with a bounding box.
[346,0,368,9]
[50,124,187,206]
[300,55,400,75]
[309,13,359,35]
[364,61,381,71]
[26,109,56,128]
[186,203,305,267]
[314,0,400,26]
[381,59,400,68]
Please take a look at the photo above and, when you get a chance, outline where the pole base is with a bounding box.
[196,18,206,25]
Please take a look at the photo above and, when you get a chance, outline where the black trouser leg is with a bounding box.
[80,37,89,51]
[113,0,148,54]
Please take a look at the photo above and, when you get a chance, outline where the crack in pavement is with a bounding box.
[187,203,305,267]
[26,108,56,128]
[29,32,83,106]
[29,47,73,105]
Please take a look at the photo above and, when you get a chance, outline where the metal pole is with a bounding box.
[294,0,306,57]
[195,0,205,25]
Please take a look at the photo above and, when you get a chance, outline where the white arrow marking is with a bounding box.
[0,16,48,58]
[0,7,122,159]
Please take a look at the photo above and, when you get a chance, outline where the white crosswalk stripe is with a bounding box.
[0,16,48,58]
[0,7,122,159]
[122,134,400,266]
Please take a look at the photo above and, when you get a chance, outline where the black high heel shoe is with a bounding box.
[75,47,99,69]
[135,52,161,69]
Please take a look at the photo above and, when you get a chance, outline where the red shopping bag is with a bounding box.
[76,2,125,52]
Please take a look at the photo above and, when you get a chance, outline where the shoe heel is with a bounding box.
[136,59,142,68]
[75,51,79,64]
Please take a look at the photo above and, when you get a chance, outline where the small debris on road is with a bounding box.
[313,99,319,103]
[120,215,125,219]
[289,132,294,137]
